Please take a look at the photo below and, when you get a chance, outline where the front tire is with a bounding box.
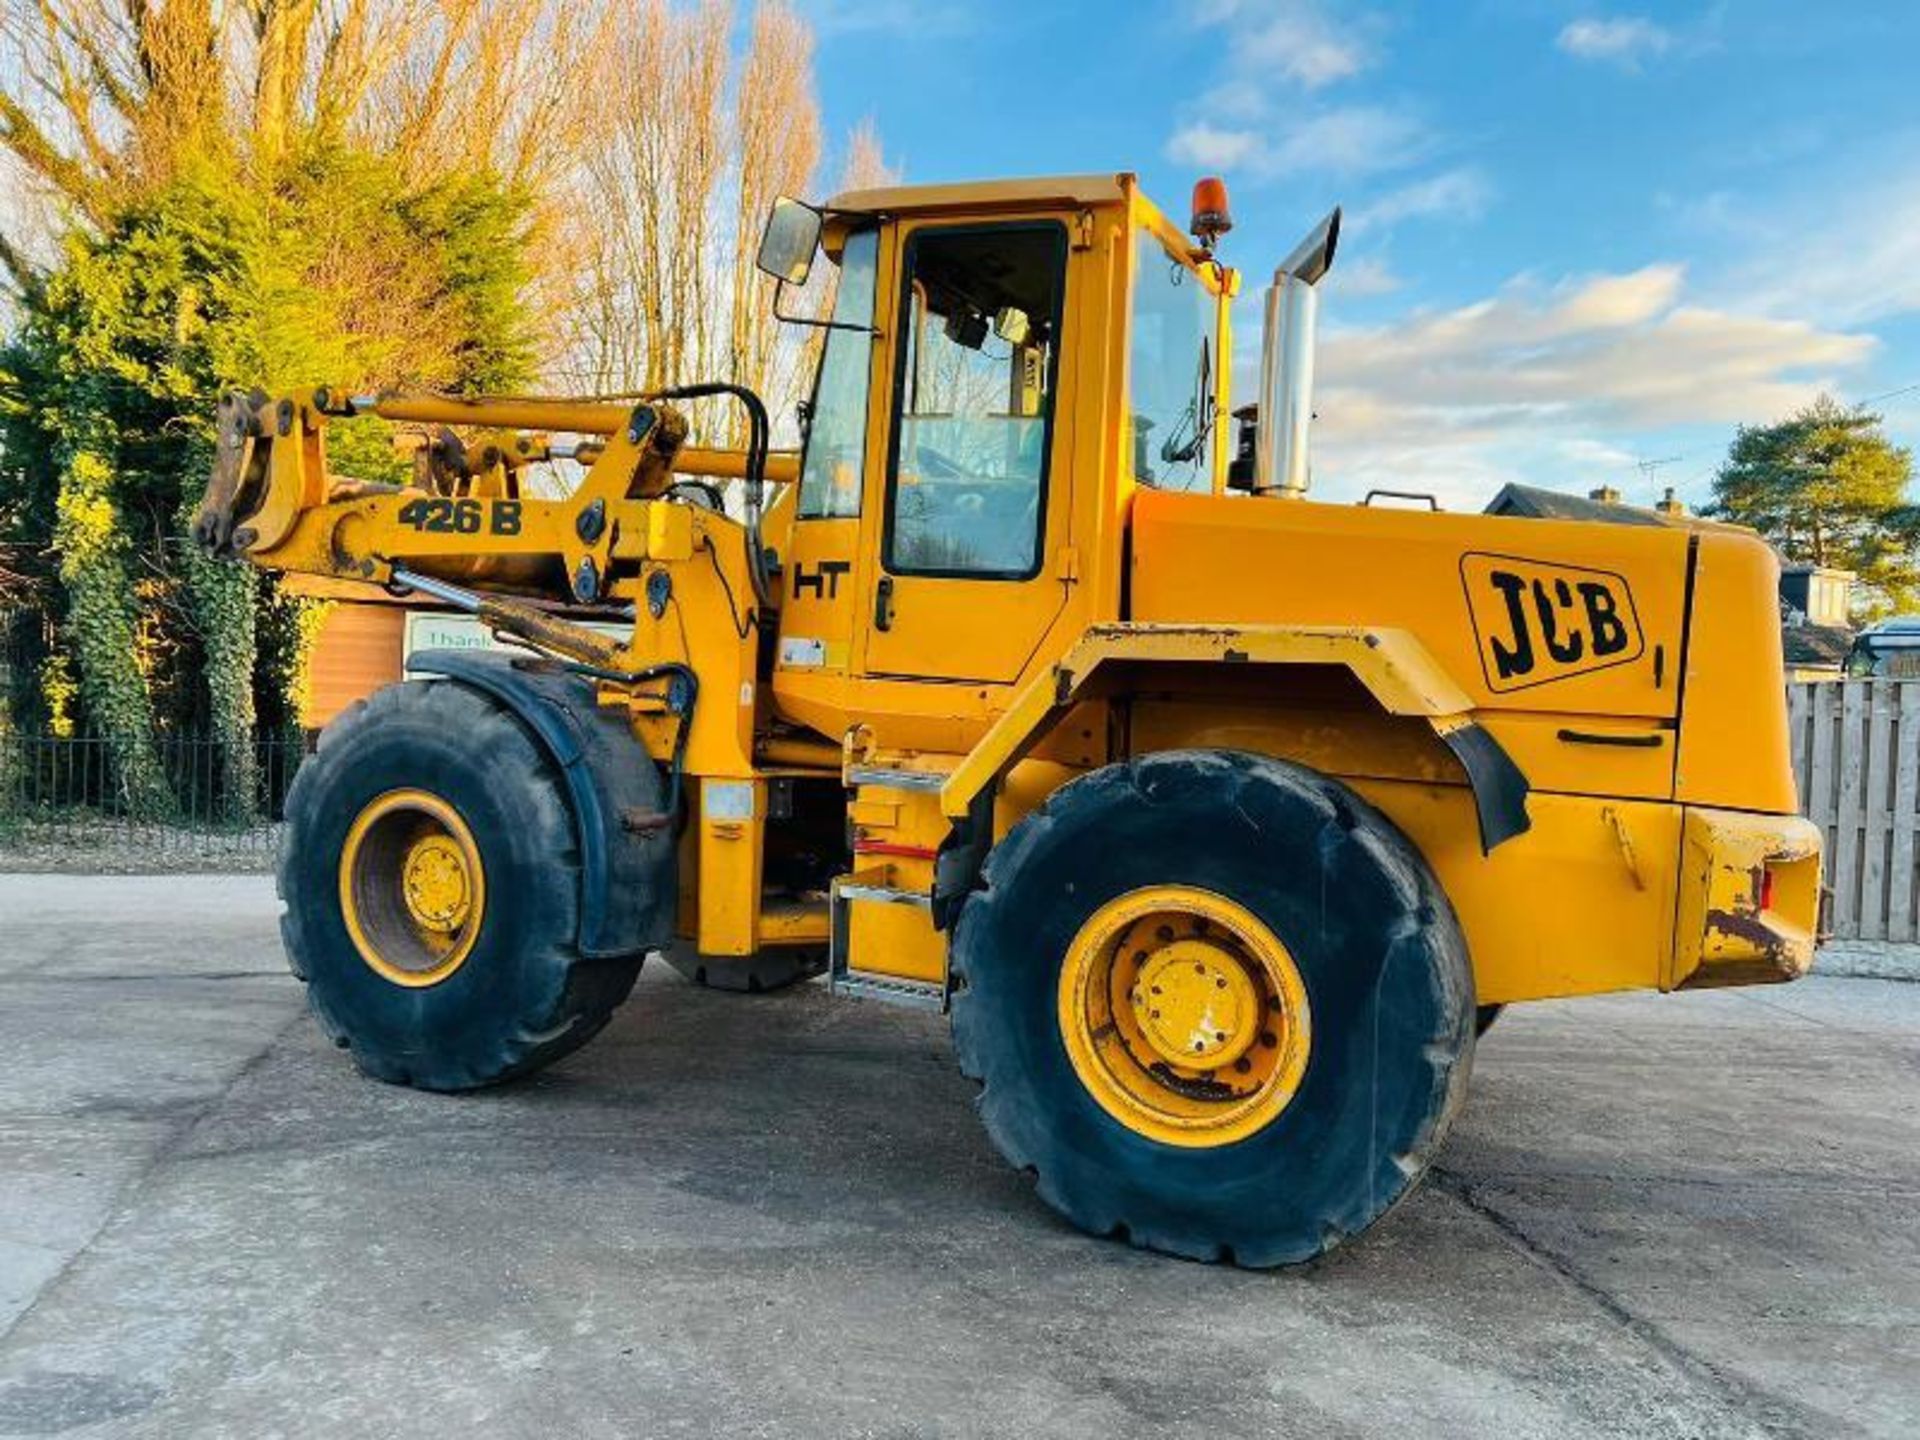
[950,750,1474,1267]
[279,680,646,1091]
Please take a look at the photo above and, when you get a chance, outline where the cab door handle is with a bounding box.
[874,576,895,632]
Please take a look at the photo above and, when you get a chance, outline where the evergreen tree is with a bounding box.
[1707,395,1920,618]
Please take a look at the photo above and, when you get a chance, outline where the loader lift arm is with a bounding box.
[193,385,796,616]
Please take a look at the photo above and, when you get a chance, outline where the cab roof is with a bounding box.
[827,172,1136,217]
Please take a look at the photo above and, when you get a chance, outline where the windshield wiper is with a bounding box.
[1159,338,1215,466]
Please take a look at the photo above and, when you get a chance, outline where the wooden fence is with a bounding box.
[1789,680,1920,941]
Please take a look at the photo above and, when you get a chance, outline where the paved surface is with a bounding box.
[1818,939,1920,982]
[0,875,1914,1439]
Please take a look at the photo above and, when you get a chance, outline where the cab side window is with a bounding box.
[884,223,1067,579]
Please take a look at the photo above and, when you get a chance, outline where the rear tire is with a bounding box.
[279,680,647,1091]
[950,750,1474,1267]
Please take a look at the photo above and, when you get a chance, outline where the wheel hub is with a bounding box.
[402,834,471,932]
[1129,940,1261,1070]
[338,789,487,989]
[1057,886,1313,1149]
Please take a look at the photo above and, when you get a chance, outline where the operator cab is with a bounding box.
[758,174,1243,736]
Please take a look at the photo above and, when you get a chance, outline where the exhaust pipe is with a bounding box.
[1253,208,1340,498]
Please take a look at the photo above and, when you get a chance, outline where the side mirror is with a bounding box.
[756,196,822,287]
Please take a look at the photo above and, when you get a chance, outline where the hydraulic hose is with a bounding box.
[645,383,774,617]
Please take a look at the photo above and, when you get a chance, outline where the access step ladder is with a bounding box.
[828,871,949,1011]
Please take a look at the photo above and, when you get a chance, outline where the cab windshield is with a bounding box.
[1127,228,1219,493]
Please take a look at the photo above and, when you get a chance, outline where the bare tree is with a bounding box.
[725,0,817,443]
[838,115,896,193]
[0,0,601,276]
[2,0,892,432]
[551,1,908,451]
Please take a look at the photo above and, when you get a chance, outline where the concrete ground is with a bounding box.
[0,876,1914,1440]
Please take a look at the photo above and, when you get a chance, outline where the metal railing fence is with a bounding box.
[0,728,311,861]
[0,686,1911,929]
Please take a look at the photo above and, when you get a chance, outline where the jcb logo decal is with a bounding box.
[1461,553,1643,692]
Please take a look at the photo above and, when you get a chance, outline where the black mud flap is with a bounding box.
[932,787,995,931]
[406,649,677,957]
[1438,722,1531,853]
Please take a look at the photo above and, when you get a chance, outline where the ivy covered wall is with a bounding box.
[0,149,534,816]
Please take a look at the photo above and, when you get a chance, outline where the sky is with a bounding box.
[795,0,1920,510]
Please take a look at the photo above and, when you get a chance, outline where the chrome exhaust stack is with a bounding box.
[1253,208,1340,498]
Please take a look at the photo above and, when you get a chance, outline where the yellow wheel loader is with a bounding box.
[195,173,1821,1267]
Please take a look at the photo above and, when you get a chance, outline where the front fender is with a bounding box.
[406,649,676,958]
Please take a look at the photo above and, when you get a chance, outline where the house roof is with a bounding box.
[1483,482,1674,527]
[1782,622,1855,667]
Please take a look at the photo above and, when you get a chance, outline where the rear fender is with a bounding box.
[931,622,1531,925]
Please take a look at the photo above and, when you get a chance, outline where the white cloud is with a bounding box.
[1266,105,1427,177]
[1166,2,1401,178]
[1714,169,1920,328]
[1172,105,1429,180]
[1247,264,1876,508]
[1556,16,1674,68]
[1348,167,1491,231]
[1553,264,1684,329]
[1166,123,1265,172]
[1556,436,1642,471]
[1190,0,1374,90]
[1331,255,1403,297]
[1200,0,1375,90]
[1321,272,1868,428]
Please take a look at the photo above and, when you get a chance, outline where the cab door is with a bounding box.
[859,219,1077,684]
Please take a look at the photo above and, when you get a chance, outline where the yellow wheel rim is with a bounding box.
[339,789,486,988]
[1058,886,1311,1148]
